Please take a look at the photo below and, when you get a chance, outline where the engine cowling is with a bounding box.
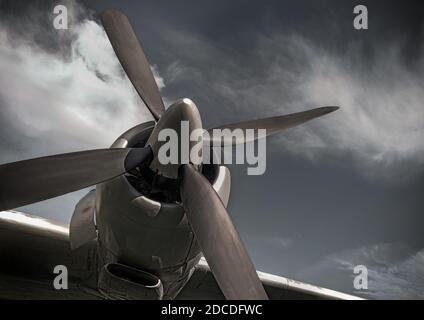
[95,121,231,299]
[98,263,163,300]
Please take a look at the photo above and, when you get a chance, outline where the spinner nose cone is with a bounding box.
[146,98,204,179]
[151,98,202,133]
[181,98,197,109]
[167,98,201,126]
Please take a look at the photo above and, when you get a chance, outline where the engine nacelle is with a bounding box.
[94,121,231,298]
[98,263,163,300]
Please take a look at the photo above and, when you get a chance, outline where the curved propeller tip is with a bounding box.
[326,106,340,113]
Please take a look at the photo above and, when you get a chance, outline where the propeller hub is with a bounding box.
[146,98,203,179]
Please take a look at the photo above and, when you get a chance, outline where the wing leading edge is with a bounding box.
[176,257,364,300]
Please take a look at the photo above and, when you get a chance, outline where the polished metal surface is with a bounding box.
[180,164,268,300]
[212,166,231,207]
[0,211,100,299]
[0,148,151,211]
[147,98,203,179]
[110,122,156,149]
[131,195,161,217]
[69,190,97,250]
[95,172,196,299]
[207,106,339,145]
[101,10,165,120]
[177,257,363,300]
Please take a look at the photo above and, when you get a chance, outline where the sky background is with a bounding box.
[0,0,424,299]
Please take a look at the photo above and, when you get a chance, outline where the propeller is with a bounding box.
[206,106,339,145]
[101,10,165,120]
[0,147,152,212]
[0,9,341,300]
[180,164,268,300]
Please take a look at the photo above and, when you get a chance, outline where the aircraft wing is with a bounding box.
[0,210,363,300]
[176,257,364,300]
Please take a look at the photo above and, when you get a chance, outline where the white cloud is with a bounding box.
[274,36,424,179]
[0,1,164,221]
[0,3,165,164]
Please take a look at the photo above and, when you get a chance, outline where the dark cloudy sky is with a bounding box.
[1,0,424,299]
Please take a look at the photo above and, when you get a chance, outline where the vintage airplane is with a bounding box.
[0,10,360,300]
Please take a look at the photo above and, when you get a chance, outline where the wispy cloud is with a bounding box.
[162,29,424,180]
[298,243,424,299]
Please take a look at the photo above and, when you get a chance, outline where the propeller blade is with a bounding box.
[207,106,339,145]
[180,164,268,300]
[101,10,165,120]
[0,147,152,211]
